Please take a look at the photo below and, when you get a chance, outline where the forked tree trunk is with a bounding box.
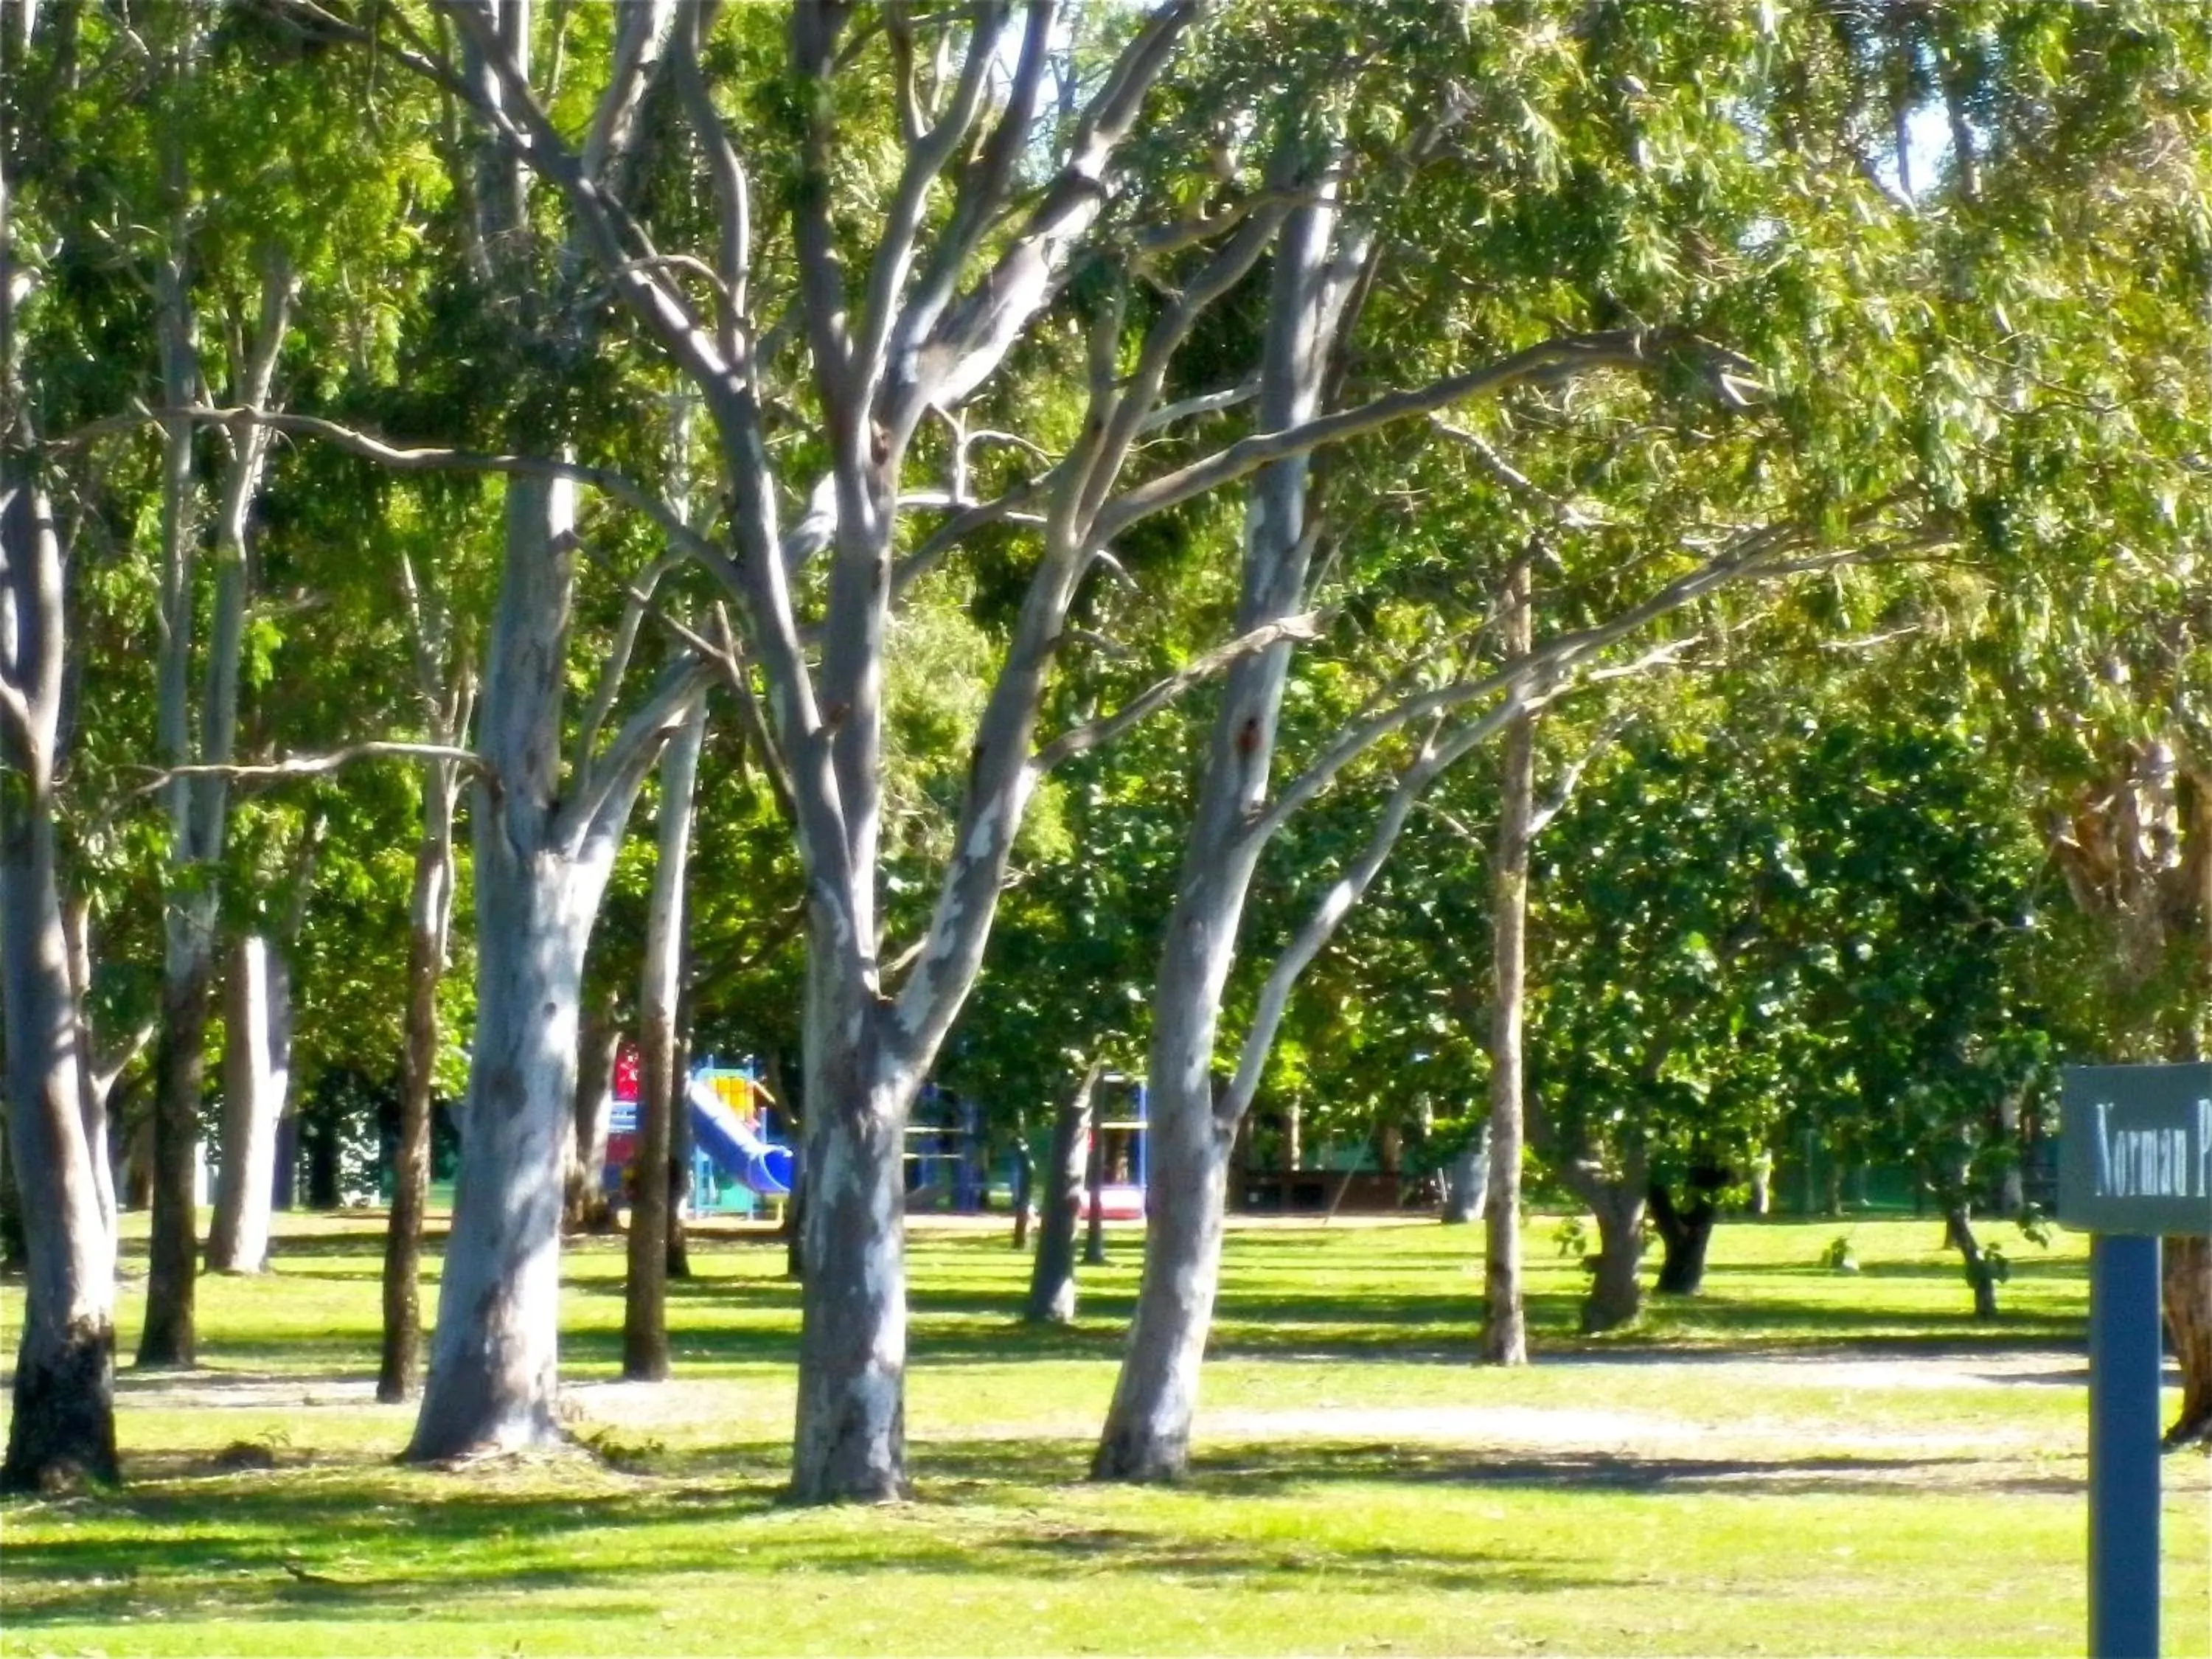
[563,992,619,1234]
[1094,186,1366,1484]
[625,703,704,1382]
[1582,1185,1648,1333]
[2163,1236,2211,1448]
[206,936,286,1273]
[404,474,680,1462]
[1481,557,1533,1366]
[1,478,120,1492]
[1026,1060,1100,1324]
[378,748,460,1403]
[1944,1203,2000,1321]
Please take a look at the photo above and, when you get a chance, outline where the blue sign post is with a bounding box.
[2087,1234,2162,1659]
[2061,1062,2212,1659]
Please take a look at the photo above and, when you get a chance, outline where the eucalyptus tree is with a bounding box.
[378,549,475,1402]
[123,5,320,1355]
[1823,0,2212,1427]
[2,0,119,1490]
[625,701,705,1382]
[1088,0,1964,1479]
[291,0,1680,1498]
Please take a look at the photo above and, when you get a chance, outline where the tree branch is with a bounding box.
[1244,525,1805,852]
[138,405,740,585]
[1096,330,1691,543]
[905,0,1200,411]
[1032,611,1327,773]
[129,742,487,797]
[557,653,713,855]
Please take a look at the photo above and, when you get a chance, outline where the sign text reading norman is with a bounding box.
[2059,1063,2212,1238]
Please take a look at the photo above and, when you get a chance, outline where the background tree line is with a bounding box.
[2,0,2205,1496]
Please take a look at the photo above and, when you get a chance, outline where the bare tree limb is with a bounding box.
[853,1,1011,405]
[905,0,1201,413]
[1096,329,1694,544]
[129,742,487,796]
[1138,378,1260,434]
[557,653,714,855]
[1243,525,1807,852]
[1032,611,1328,773]
[131,405,741,585]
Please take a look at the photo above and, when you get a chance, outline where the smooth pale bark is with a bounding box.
[377,747,460,1403]
[0,788,116,1489]
[1026,1060,1101,1324]
[403,2,697,1458]
[789,984,911,1502]
[1093,188,1362,1484]
[1,477,119,1492]
[1481,560,1534,1366]
[60,897,122,1240]
[406,475,689,1461]
[408,846,597,1456]
[563,992,619,1234]
[205,936,287,1273]
[625,703,704,1382]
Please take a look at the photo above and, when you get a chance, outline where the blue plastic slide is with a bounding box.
[686,1077,796,1198]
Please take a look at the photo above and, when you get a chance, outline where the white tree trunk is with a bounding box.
[408,844,601,1458]
[406,475,644,1460]
[206,935,287,1273]
[0,477,119,1492]
[790,951,914,1502]
[1481,560,1534,1366]
[1094,187,1360,1483]
[626,702,704,1381]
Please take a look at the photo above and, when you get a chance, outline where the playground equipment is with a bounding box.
[687,1071,794,1200]
[602,1054,796,1217]
[1088,1074,1149,1222]
[902,1083,987,1211]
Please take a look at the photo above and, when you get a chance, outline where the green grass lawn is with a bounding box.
[1,1210,2206,1657]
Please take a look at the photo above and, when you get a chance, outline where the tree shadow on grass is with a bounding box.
[1176,1442,2082,1500]
[1,1441,1630,1632]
